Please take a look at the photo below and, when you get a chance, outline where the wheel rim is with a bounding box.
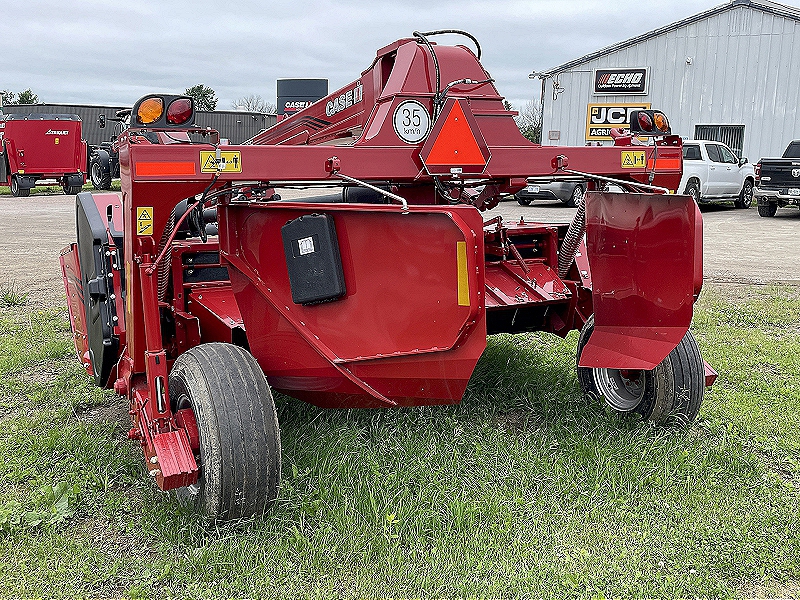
[173,392,206,499]
[592,368,646,411]
[91,163,101,185]
[742,183,753,207]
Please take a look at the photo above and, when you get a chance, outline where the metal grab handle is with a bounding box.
[333,172,410,213]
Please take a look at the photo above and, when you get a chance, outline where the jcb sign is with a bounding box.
[586,103,651,140]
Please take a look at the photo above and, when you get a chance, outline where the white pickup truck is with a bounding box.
[679,140,755,208]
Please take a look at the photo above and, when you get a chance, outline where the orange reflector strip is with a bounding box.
[424,101,486,166]
[647,158,682,170]
[135,162,197,176]
[457,241,469,306]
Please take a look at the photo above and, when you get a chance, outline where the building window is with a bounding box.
[694,125,745,157]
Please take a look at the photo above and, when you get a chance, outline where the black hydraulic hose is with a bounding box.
[413,31,442,118]
[558,194,587,279]
[416,29,482,60]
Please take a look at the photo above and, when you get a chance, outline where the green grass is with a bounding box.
[0,283,798,597]
[0,181,120,197]
[0,282,29,308]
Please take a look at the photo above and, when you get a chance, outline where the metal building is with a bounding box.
[534,0,800,163]
[0,103,276,145]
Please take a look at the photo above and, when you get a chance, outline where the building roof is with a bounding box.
[537,0,800,77]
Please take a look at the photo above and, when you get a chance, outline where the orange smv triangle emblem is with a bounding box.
[424,101,486,166]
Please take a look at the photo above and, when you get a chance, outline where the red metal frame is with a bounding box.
[60,36,705,491]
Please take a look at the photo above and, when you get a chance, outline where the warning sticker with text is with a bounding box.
[137,207,153,236]
[621,151,647,169]
[200,151,242,173]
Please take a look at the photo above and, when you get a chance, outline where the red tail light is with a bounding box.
[167,98,193,125]
[637,112,654,132]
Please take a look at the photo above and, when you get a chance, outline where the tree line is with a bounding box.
[1,89,40,106]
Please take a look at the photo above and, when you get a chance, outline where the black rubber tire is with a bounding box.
[169,343,281,519]
[90,160,112,190]
[63,184,83,195]
[758,201,778,217]
[576,315,705,425]
[516,195,532,206]
[735,180,753,209]
[10,176,30,197]
[684,180,701,204]
[562,184,584,208]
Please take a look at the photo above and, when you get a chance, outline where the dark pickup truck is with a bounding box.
[755,140,800,217]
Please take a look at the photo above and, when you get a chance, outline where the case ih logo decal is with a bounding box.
[46,129,70,135]
[594,68,649,95]
[325,83,363,117]
[586,103,651,140]
[284,101,314,113]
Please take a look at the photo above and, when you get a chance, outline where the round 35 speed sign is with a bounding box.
[392,100,431,144]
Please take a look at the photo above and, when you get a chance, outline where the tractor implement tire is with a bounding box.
[63,184,83,196]
[90,160,112,190]
[516,195,532,206]
[758,201,778,217]
[576,315,704,425]
[169,342,281,519]
[10,176,30,197]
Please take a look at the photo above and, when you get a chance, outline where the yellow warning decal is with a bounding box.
[200,151,242,173]
[621,150,646,169]
[457,241,469,307]
[137,207,153,236]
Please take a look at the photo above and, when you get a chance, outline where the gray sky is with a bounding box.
[2,0,798,112]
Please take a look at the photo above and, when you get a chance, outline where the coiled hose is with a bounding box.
[156,208,176,301]
[557,194,586,279]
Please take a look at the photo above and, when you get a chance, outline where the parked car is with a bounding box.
[753,139,800,217]
[679,140,754,208]
[515,179,585,207]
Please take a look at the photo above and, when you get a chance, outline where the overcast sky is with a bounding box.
[2,0,799,112]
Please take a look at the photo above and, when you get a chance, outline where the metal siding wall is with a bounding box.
[0,104,277,146]
[541,5,800,162]
[194,111,277,144]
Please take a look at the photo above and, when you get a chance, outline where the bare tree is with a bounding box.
[232,94,276,113]
[514,100,542,144]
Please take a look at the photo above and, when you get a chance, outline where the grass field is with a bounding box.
[0,283,798,597]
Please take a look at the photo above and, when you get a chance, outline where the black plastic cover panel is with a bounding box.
[75,192,119,386]
[281,213,346,305]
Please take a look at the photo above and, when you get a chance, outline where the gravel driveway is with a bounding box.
[0,193,797,308]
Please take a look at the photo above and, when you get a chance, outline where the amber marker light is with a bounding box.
[137,97,164,125]
[653,112,669,133]
[166,98,193,125]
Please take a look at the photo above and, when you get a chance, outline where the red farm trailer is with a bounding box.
[0,112,87,196]
[61,31,716,519]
